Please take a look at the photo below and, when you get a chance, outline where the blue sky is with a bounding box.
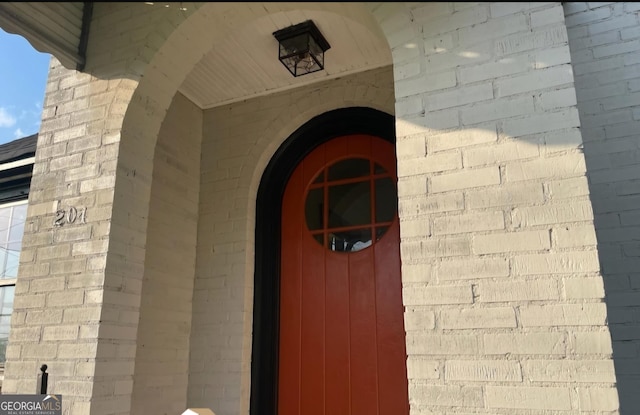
[0,28,51,145]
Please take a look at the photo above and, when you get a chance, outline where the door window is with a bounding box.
[304,157,397,252]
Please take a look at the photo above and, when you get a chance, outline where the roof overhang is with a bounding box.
[0,2,92,71]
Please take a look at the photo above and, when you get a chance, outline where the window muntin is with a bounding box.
[305,158,397,253]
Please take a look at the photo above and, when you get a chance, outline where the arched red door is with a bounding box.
[278,134,409,415]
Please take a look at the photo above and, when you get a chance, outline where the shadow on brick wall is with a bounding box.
[566,2,640,413]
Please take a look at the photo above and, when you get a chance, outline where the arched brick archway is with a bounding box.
[115,4,399,415]
[2,2,405,413]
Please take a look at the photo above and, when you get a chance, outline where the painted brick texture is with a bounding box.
[129,93,202,415]
[565,2,640,412]
[3,2,631,415]
[3,55,144,415]
[3,4,201,414]
[382,2,618,413]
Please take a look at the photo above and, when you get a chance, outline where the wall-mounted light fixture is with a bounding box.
[273,20,331,77]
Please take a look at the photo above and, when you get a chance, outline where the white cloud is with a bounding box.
[13,128,24,138]
[0,107,16,127]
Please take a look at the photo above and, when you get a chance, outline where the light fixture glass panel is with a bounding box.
[279,31,309,54]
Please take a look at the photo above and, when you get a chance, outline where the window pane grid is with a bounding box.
[305,158,396,253]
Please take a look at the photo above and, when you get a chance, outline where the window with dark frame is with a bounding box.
[0,199,26,365]
[0,134,36,371]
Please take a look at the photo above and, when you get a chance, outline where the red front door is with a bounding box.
[278,134,409,415]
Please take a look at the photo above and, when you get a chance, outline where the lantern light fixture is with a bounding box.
[273,20,331,77]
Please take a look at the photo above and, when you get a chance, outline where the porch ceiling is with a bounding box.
[179,8,393,109]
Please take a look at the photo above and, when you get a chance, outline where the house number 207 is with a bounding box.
[54,207,87,227]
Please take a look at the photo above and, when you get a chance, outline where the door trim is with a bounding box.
[250,107,395,415]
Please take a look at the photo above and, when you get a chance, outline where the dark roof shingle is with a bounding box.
[0,133,37,164]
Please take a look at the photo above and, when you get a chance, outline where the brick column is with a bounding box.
[3,58,145,415]
[372,2,619,413]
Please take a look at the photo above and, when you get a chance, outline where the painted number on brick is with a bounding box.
[54,207,87,227]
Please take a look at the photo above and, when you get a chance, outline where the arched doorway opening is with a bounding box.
[251,107,408,414]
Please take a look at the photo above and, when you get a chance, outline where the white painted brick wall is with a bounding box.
[446,360,522,382]
[406,332,479,354]
[130,93,202,415]
[565,2,640,411]
[382,2,618,413]
[486,386,572,410]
